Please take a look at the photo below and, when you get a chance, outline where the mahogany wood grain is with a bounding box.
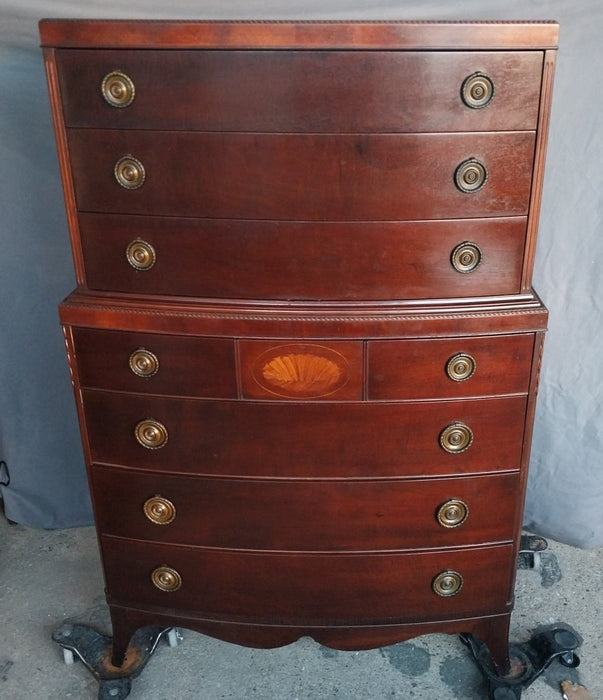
[522,49,558,292]
[78,213,527,300]
[59,291,549,340]
[39,19,559,51]
[67,130,536,221]
[368,333,534,400]
[91,466,519,551]
[72,328,236,397]
[82,390,527,478]
[55,49,543,133]
[106,602,512,672]
[41,19,557,674]
[101,535,514,622]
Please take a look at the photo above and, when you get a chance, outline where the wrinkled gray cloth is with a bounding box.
[1,1,601,547]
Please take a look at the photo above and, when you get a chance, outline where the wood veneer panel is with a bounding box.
[92,466,519,550]
[78,214,527,300]
[82,390,527,478]
[55,49,543,133]
[101,536,515,622]
[72,328,236,397]
[368,333,534,399]
[39,20,559,51]
[67,130,536,221]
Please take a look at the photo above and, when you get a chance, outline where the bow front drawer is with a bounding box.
[78,213,527,301]
[55,49,543,133]
[66,130,536,220]
[101,536,515,622]
[82,390,527,478]
[92,465,520,550]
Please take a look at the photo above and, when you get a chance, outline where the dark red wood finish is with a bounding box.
[368,333,534,399]
[59,291,549,340]
[55,49,543,133]
[67,130,536,221]
[82,390,527,478]
[78,214,527,300]
[91,465,520,550]
[41,20,557,676]
[100,535,514,622]
[39,19,559,51]
[72,328,236,397]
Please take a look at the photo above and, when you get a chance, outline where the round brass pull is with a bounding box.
[126,239,156,271]
[135,419,168,450]
[101,71,135,108]
[454,158,488,193]
[446,353,476,382]
[436,499,469,528]
[439,422,473,454]
[151,566,182,592]
[450,241,482,274]
[144,496,176,525]
[461,72,494,109]
[114,155,146,189]
[432,570,463,597]
[129,348,159,377]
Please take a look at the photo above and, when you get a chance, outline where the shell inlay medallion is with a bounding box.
[253,344,350,398]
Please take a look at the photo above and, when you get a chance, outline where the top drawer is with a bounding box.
[55,49,543,133]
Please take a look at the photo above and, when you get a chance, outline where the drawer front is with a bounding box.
[238,340,363,400]
[101,536,514,622]
[56,49,543,132]
[72,328,236,397]
[82,390,527,478]
[92,466,520,550]
[79,213,526,300]
[369,334,534,400]
[67,130,535,220]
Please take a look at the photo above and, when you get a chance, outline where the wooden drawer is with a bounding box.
[67,130,535,220]
[369,334,534,400]
[82,390,527,478]
[71,328,236,397]
[238,340,363,400]
[101,535,514,622]
[55,49,543,132]
[78,213,527,300]
[91,466,520,550]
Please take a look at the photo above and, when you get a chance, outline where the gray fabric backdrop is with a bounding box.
[1,1,601,547]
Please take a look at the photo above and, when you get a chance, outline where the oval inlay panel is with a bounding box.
[252,344,350,398]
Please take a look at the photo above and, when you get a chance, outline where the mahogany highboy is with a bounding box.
[40,19,558,679]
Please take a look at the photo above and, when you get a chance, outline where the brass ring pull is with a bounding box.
[461,72,494,109]
[450,241,482,274]
[134,419,168,450]
[454,158,488,193]
[436,499,469,528]
[143,496,176,525]
[114,155,146,189]
[446,353,476,382]
[129,348,159,377]
[151,566,182,592]
[101,70,135,108]
[439,422,473,454]
[126,239,156,271]
[432,570,463,597]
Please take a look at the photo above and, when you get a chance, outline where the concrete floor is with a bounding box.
[0,511,601,700]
